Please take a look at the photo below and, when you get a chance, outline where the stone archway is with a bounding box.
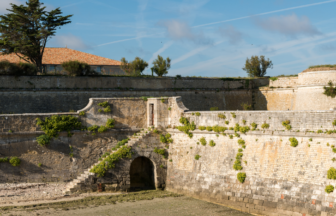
[130,156,156,190]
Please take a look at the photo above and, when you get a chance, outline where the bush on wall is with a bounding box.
[325,185,334,194]
[237,172,246,183]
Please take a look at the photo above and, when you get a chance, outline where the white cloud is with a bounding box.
[0,0,22,14]
[159,20,213,45]
[51,34,91,50]
[255,14,321,37]
[218,25,243,44]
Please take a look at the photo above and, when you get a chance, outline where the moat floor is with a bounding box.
[0,191,252,216]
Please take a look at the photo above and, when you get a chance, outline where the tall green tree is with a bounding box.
[0,0,72,73]
[120,57,148,76]
[242,55,273,77]
[151,55,171,77]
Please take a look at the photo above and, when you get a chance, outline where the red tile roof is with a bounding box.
[0,48,121,66]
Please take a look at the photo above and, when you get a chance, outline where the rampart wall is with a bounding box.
[0,76,268,113]
[269,77,298,88]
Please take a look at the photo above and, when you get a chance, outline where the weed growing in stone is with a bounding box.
[255,139,258,141]
[37,135,51,146]
[238,139,245,145]
[112,138,130,150]
[98,101,109,107]
[327,143,330,146]
[98,109,103,113]
[9,157,20,166]
[251,122,257,131]
[240,126,250,134]
[218,114,226,119]
[210,107,218,111]
[231,112,236,118]
[229,135,233,139]
[178,117,196,138]
[168,107,171,111]
[238,149,243,152]
[213,125,227,133]
[38,163,42,167]
[90,146,133,177]
[198,126,206,131]
[242,120,246,125]
[169,159,172,162]
[153,129,159,134]
[309,138,312,141]
[200,137,207,146]
[195,155,201,160]
[160,164,164,168]
[328,167,336,179]
[98,126,108,133]
[225,121,229,125]
[209,140,216,147]
[160,133,173,143]
[195,112,201,116]
[0,158,9,163]
[233,159,243,170]
[206,126,213,131]
[234,133,240,137]
[79,111,85,116]
[325,185,334,193]
[160,98,166,103]
[237,172,246,183]
[289,138,298,147]
[261,123,270,129]
[234,123,240,132]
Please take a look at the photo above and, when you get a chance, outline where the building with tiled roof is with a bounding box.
[0,47,125,75]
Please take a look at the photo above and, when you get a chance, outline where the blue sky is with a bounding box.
[1,0,336,77]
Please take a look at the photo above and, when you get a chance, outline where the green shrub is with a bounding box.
[36,115,82,145]
[328,167,336,179]
[317,129,323,134]
[61,60,95,76]
[199,126,206,131]
[160,98,166,103]
[238,149,243,152]
[79,111,85,116]
[168,107,171,111]
[160,133,173,143]
[104,106,112,113]
[333,120,336,126]
[195,112,201,116]
[231,113,236,118]
[98,109,103,113]
[206,126,213,131]
[237,172,246,183]
[210,107,218,111]
[286,125,292,130]
[282,120,290,127]
[98,101,109,107]
[242,120,246,125]
[234,123,240,132]
[153,129,159,134]
[218,114,226,119]
[106,118,115,129]
[229,135,233,139]
[269,77,278,81]
[251,123,257,131]
[36,135,51,146]
[323,81,336,98]
[236,153,243,160]
[88,125,99,132]
[112,138,130,150]
[209,140,216,147]
[234,133,240,137]
[154,147,166,156]
[289,137,298,147]
[195,155,201,160]
[90,146,133,177]
[200,137,207,146]
[0,157,9,163]
[213,125,227,133]
[225,121,229,125]
[178,117,195,138]
[38,163,42,167]
[309,138,312,141]
[0,60,37,76]
[98,126,107,133]
[9,157,21,167]
[238,139,245,145]
[325,185,334,194]
[241,103,252,110]
[233,160,243,170]
[261,123,270,129]
[240,126,250,134]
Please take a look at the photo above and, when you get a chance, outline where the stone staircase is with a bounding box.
[63,128,151,194]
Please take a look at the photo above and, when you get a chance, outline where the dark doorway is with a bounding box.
[130,157,155,190]
[150,104,154,126]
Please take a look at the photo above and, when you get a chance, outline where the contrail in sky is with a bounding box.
[97,0,336,46]
[193,0,336,28]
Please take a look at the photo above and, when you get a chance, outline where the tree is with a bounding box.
[61,60,97,76]
[242,55,273,77]
[120,57,148,76]
[0,0,72,73]
[151,55,171,77]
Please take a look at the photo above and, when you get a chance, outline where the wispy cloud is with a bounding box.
[193,0,336,28]
[159,20,213,45]
[254,14,320,37]
[50,34,91,50]
[60,1,88,9]
[218,25,244,44]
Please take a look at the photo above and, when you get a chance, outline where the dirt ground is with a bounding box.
[0,190,253,216]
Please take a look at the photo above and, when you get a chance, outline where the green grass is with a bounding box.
[309,64,336,69]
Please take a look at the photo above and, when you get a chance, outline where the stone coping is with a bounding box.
[184,110,336,113]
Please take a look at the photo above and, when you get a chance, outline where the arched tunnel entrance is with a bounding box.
[130,156,155,190]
